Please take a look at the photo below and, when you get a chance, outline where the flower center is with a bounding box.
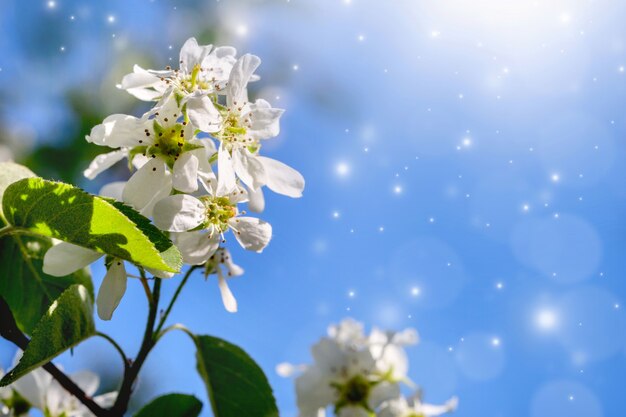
[215,107,259,153]
[200,196,237,233]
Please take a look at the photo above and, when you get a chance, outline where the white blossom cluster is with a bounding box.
[278,319,457,417]
[42,38,304,320]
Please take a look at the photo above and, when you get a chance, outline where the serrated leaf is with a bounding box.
[0,284,95,386]
[2,177,182,273]
[194,335,278,417]
[134,393,203,417]
[0,162,93,334]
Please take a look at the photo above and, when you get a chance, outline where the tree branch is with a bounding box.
[0,297,111,417]
[110,278,162,415]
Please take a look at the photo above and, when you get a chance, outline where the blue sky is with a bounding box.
[1,1,626,416]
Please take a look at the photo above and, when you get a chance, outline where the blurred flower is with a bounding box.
[0,360,115,417]
[278,318,419,417]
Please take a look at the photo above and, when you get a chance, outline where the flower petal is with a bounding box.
[153,194,205,232]
[83,150,127,180]
[173,152,199,193]
[86,114,147,148]
[216,146,237,195]
[227,54,261,106]
[43,242,102,277]
[122,158,168,211]
[247,99,284,140]
[96,260,127,320]
[179,37,212,73]
[232,148,267,190]
[186,94,222,133]
[247,186,265,213]
[117,65,164,101]
[99,181,125,202]
[230,216,272,253]
[69,371,99,397]
[174,231,220,265]
[217,272,238,313]
[257,156,305,198]
[139,170,173,218]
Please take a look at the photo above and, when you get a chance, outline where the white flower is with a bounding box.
[152,180,272,258]
[118,37,240,103]
[378,394,458,417]
[84,93,217,200]
[293,338,398,417]
[3,360,115,417]
[279,319,423,417]
[212,54,305,199]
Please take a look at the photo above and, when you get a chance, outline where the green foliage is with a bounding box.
[134,393,203,417]
[0,284,95,386]
[0,162,93,334]
[2,177,182,273]
[194,335,279,417]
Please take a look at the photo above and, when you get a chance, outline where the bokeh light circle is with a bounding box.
[531,380,603,417]
[455,332,505,381]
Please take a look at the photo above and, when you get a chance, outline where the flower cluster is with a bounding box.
[278,319,457,417]
[42,38,304,320]
[0,356,115,417]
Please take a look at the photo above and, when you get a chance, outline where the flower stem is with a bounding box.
[138,269,153,305]
[95,331,129,373]
[154,265,199,336]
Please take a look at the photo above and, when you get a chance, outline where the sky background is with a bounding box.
[1,0,626,416]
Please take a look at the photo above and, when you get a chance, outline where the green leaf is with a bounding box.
[194,335,279,417]
[0,163,93,334]
[2,177,182,273]
[0,284,95,386]
[134,394,203,417]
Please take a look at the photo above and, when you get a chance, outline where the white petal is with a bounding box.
[139,171,173,218]
[179,37,212,73]
[96,260,127,320]
[118,65,163,101]
[232,149,266,190]
[86,114,147,148]
[70,371,99,397]
[216,147,237,195]
[257,156,305,198]
[217,272,237,313]
[174,231,220,265]
[227,54,261,106]
[247,99,284,140]
[93,392,118,409]
[83,150,127,180]
[122,158,168,211]
[172,152,199,193]
[368,382,400,410]
[99,181,125,202]
[230,217,272,252]
[43,242,102,277]
[153,194,205,232]
[186,95,222,133]
[11,368,48,410]
[247,186,265,213]
[295,367,335,414]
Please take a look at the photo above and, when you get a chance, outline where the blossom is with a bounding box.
[152,179,272,258]
[378,394,458,417]
[213,54,305,199]
[278,319,417,417]
[84,92,217,200]
[118,37,241,103]
[1,361,115,417]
